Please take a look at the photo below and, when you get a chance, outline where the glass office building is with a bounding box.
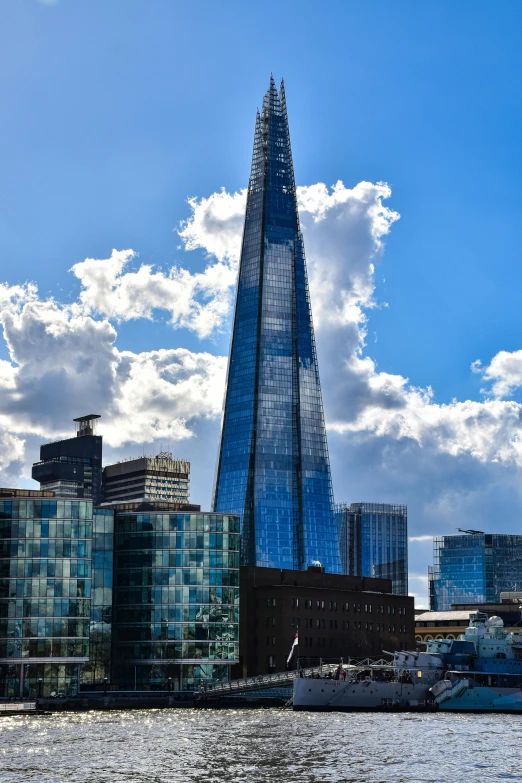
[112,505,240,691]
[429,533,522,611]
[336,502,408,595]
[0,490,92,698]
[81,507,114,687]
[213,77,340,574]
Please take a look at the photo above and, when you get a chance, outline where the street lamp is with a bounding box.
[38,678,43,700]
[167,677,172,694]
[103,677,108,696]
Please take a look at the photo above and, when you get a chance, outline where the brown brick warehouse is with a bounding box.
[234,566,415,678]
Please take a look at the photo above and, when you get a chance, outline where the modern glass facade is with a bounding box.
[336,502,408,595]
[0,491,92,698]
[213,77,340,574]
[81,507,114,686]
[429,533,522,611]
[112,509,240,691]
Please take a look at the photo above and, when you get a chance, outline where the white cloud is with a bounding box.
[473,350,522,399]
[71,248,236,340]
[0,289,226,452]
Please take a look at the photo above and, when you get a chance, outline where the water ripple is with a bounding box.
[0,709,521,782]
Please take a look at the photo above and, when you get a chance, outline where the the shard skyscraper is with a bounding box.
[213,77,341,574]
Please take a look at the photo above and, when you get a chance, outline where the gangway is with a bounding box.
[196,663,336,698]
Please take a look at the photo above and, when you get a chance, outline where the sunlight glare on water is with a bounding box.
[1,709,522,782]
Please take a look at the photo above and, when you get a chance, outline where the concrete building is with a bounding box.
[415,610,473,644]
[235,565,414,678]
[102,452,190,505]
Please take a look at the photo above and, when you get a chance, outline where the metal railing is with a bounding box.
[197,663,335,697]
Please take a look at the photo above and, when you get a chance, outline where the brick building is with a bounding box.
[235,565,415,677]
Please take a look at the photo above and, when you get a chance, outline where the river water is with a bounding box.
[0,709,521,782]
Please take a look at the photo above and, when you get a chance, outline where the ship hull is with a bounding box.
[293,678,433,711]
[439,686,522,712]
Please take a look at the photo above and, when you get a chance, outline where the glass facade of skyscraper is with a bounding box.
[112,508,240,691]
[429,533,522,611]
[336,502,408,595]
[0,491,91,698]
[213,77,340,574]
[81,507,114,686]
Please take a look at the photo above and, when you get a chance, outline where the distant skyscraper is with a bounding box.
[32,415,102,506]
[213,77,340,574]
[429,533,522,611]
[336,502,408,595]
[102,452,190,505]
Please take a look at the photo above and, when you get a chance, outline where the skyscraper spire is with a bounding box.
[213,78,341,574]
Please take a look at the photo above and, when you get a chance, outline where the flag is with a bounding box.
[287,630,299,664]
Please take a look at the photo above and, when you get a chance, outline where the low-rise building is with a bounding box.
[415,610,473,644]
[236,565,414,678]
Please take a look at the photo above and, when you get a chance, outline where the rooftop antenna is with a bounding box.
[457,528,484,535]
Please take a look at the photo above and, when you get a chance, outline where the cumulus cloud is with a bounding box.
[0,287,226,452]
[71,248,236,339]
[473,350,522,399]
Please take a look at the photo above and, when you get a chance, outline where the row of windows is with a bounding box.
[115,515,240,534]
[0,501,92,521]
[0,598,90,619]
[114,533,240,551]
[1,579,90,599]
[0,638,88,659]
[2,618,89,638]
[0,559,91,578]
[115,623,238,642]
[287,598,407,615]
[116,641,239,661]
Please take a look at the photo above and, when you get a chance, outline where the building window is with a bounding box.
[272,637,276,645]
[272,618,276,626]
[268,656,275,668]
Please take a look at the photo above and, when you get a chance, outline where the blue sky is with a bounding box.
[2,0,522,604]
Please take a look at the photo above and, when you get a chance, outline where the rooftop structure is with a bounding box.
[32,415,103,506]
[212,77,340,573]
[102,452,190,505]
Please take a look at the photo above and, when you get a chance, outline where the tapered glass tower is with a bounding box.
[213,77,341,574]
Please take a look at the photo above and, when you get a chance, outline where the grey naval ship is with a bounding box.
[293,612,522,712]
